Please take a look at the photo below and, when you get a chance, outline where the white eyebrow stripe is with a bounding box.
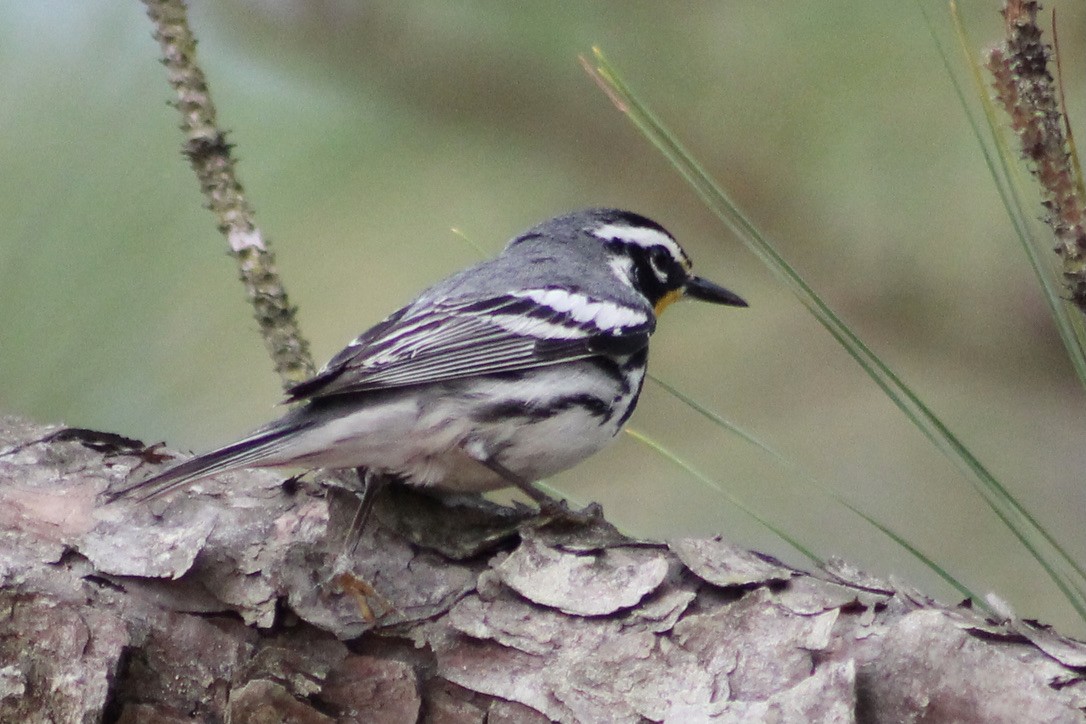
[591,223,685,260]
[512,288,648,331]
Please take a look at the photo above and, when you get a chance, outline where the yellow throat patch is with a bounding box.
[654,288,684,316]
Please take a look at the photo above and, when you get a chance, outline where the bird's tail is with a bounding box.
[106,421,308,503]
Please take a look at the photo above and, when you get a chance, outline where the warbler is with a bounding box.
[110,209,746,527]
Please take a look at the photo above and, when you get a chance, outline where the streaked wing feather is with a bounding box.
[287,294,652,401]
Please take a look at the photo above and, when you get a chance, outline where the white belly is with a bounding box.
[258,360,641,493]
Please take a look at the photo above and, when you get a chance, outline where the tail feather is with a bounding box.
[107,423,304,503]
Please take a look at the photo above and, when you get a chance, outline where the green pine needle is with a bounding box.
[583,44,1086,624]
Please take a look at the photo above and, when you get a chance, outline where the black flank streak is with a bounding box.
[476,394,612,424]
[615,349,649,427]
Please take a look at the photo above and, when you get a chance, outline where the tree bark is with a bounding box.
[1,414,1084,723]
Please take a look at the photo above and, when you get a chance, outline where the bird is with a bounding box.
[109,208,747,535]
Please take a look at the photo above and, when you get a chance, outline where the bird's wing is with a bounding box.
[286,290,654,401]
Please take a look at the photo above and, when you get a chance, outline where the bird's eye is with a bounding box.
[647,247,671,282]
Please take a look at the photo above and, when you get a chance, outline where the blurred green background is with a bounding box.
[3,1,1085,632]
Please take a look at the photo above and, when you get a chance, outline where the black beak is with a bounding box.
[685,276,748,307]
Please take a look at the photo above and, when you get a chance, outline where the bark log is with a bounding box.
[1,414,1085,723]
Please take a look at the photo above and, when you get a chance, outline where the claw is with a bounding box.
[535,499,605,527]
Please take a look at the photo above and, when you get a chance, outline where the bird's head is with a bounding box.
[571,208,747,315]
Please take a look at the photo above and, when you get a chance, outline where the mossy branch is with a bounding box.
[141,0,315,387]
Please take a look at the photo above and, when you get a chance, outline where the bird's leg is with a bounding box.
[342,467,390,554]
[327,468,395,622]
[478,457,560,510]
[472,453,602,525]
